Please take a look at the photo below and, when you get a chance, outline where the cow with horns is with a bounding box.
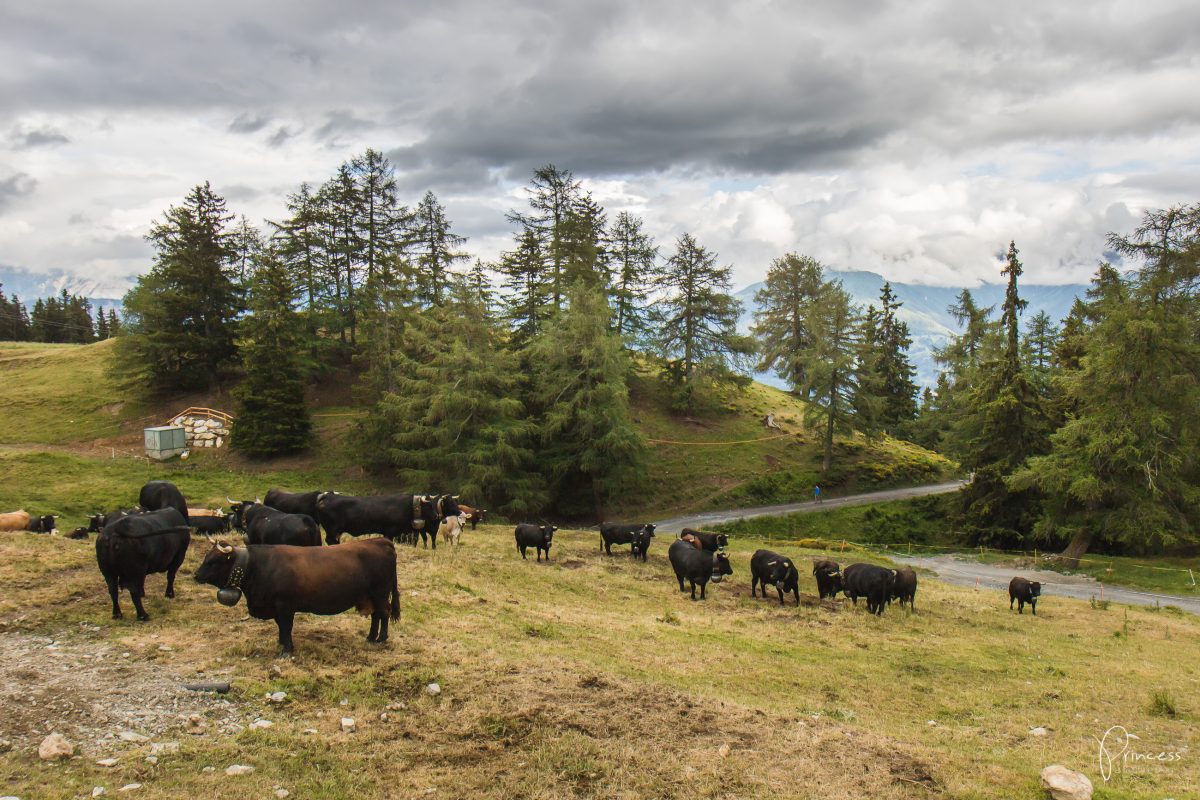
[95,508,191,621]
[315,492,461,548]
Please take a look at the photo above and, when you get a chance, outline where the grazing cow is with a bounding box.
[0,510,31,532]
[263,488,323,520]
[139,480,189,523]
[232,502,321,547]
[812,559,843,599]
[194,538,399,656]
[750,549,800,606]
[96,508,191,621]
[515,524,556,561]
[438,514,465,547]
[668,539,733,600]
[599,522,656,557]
[841,563,896,616]
[27,514,57,533]
[1009,577,1041,615]
[316,492,460,548]
[679,528,729,552]
[890,567,918,610]
[458,504,487,530]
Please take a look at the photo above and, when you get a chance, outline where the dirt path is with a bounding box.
[652,480,966,534]
[891,553,1200,615]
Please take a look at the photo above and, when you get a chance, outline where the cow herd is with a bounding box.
[3,479,1047,654]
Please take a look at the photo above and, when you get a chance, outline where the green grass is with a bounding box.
[975,550,1200,598]
[712,494,959,545]
[0,527,1195,798]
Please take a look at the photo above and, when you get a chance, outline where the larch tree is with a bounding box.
[752,252,826,391]
[412,191,468,304]
[498,227,552,344]
[800,281,861,473]
[607,211,658,343]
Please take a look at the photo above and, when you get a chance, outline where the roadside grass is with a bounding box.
[1,526,1196,799]
[711,494,960,546]
[974,550,1200,598]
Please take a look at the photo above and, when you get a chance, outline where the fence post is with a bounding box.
[1100,582,1105,601]
[1190,569,1196,587]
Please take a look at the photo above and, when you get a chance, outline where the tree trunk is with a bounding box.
[1059,528,1093,569]
[823,393,835,473]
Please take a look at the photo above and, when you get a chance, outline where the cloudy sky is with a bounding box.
[2,0,1198,293]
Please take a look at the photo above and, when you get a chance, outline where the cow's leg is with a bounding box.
[750,577,757,597]
[166,550,186,599]
[326,530,340,546]
[689,580,697,601]
[1031,599,1037,616]
[275,612,296,656]
[676,573,685,592]
[700,582,707,600]
[430,529,437,550]
[776,587,785,606]
[376,601,390,644]
[1009,595,1015,611]
[130,582,150,621]
[104,574,122,619]
[519,545,527,560]
[1018,599,1024,614]
[368,612,380,643]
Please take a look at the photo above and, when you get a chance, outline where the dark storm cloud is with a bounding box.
[10,125,69,148]
[0,172,36,212]
[228,112,271,134]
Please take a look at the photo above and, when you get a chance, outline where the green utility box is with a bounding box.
[145,425,187,461]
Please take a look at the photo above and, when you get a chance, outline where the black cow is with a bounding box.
[264,488,323,520]
[66,527,89,540]
[842,563,895,616]
[27,514,56,533]
[96,508,191,621]
[890,567,918,610]
[630,527,654,562]
[750,549,800,606]
[599,522,656,557]
[233,502,321,547]
[194,538,399,656]
[316,492,460,548]
[89,508,144,533]
[679,528,729,552]
[139,480,189,523]
[668,539,734,600]
[515,524,556,561]
[812,559,843,599]
[190,512,234,536]
[1009,577,1041,615]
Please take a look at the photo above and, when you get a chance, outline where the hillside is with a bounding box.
[0,340,955,523]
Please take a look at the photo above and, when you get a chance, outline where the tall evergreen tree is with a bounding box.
[114,182,242,392]
[231,249,312,458]
[106,308,121,337]
[800,282,861,472]
[752,252,826,391]
[954,242,1050,546]
[506,164,583,311]
[529,285,646,516]
[1021,310,1059,396]
[350,148,409,283]
[271,182,328,342]
[655,233,753,410]
[96,307,110,340]
[872,282,919,430]
[498,228,552,344]
[412,191,468,304]
[607,211,658,343]
[0,285,31,341]
[851,304,886,438]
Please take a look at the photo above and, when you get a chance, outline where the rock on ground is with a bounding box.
[38,732,74,760]
[1040,764,1093,800]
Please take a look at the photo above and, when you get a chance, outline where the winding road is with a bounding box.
[654,480,1200,614]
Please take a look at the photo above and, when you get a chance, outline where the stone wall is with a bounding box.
[170,414,231,449]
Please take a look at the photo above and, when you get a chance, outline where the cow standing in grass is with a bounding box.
[139,480,189,523]
[890,567,918,610]
[813,559,843,599]
[515,524,556,561]
[842,563,895,616]
[1009,577,1041,615]
[679,528,728,552]
[750,550,800,606]
[96,508,191,621]
[668,539,733,600]
[599,523,656,557]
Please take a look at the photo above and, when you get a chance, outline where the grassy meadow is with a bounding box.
[0,526,1195,799]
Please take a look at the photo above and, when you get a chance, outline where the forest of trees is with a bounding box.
[106,147,1198,553]
[0,285,118,343]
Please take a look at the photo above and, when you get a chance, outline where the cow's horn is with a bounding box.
[216,540,233,554]
[227,496,237,505]
[255,497,262,504]
[452,495,460,499]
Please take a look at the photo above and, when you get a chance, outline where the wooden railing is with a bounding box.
[168,407,235,425]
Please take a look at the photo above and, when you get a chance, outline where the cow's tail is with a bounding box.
[390,573,401,620]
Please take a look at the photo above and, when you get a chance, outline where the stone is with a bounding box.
[144,756,157,765]
[118,786,141,793]
[340,717,356,733]
[249,719,274,730]
[274,790,290,799]
[225,764,255,776]
[184,714,206,735]
[96,758,119,767]
[1040,765,1093,800]
[38,732,74,760]
[149,742,178,756]
[0,739,10,752]
[717,743,731,758]
[118,730,149,743]
[266,691,287,703]
[425,683,441,696]
[93,788,106,797]
[1030,726,1050,737]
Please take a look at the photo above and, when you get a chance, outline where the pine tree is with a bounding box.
[351,148,409,283]
[271,182,330,343]
[96,307,110,340]
[460,259,495,313]
[954,242,1051,546]
[872,282,919,430]
[106,309,121,337]
[852,304,886,438]
[412,191,468,304]
[607,211,658,343]
[752,253,826,391]
[507,164,583,311]
[230,249,312,458]
[363,285,545,516]
[1014,205,1200,563]
[0,285,31,341]
[559,193,609,292]
[655,233,753,410]
[800,281,861,473]
[1021,310,1059,396]
[529,285,646,516]
[498,227,552,344]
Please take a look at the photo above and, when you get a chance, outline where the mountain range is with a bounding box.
[0,265,130,314]
[735,271,1087,389]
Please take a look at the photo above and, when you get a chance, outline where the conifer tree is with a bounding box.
[364,285,545,515]
[800,281,861,472]
[498,228,551,344]
[412,191,468,304]
[106,309,121,337]
[1021,310,1059,396]
[96,307,110,340]
[872,282,919,430]
[851,304,885,438]
[752,252,826,391]
[231,249,312,457]
[114,182,242,392]
[528,285,646,516]
[507,164,583,311]
[655,233,753,410]
[607,211,658,343]
[271,182,328,341]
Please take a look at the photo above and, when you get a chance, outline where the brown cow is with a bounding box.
[0,510,32,532]
[458,504,487,530]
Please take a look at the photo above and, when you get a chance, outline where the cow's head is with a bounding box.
[87,514,105,533]
[642,523,657,538]
[630,528,651,556]
[711,551,734,582]
[541,525,557,545]
[194,539,248,606]
[226,498,259,530]
[714,533,729,549]
[436,495,462,520]
[777,559,799,593]
[1029,581,1042,597]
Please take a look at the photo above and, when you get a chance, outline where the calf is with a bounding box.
[890,567,918,610]
[515,524,556,561]
[668,539,733,600]
[842,563,895,616]
[95,508,191,621]
[438,514,465,547]
[458,504,487,530]
[679,528,728,552]
[750,549,800,606]
[1009,577,1041,615]
[812,559,843,599]
[0,510,31,532]
[194,538,399,656]
[599,522,657,557]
